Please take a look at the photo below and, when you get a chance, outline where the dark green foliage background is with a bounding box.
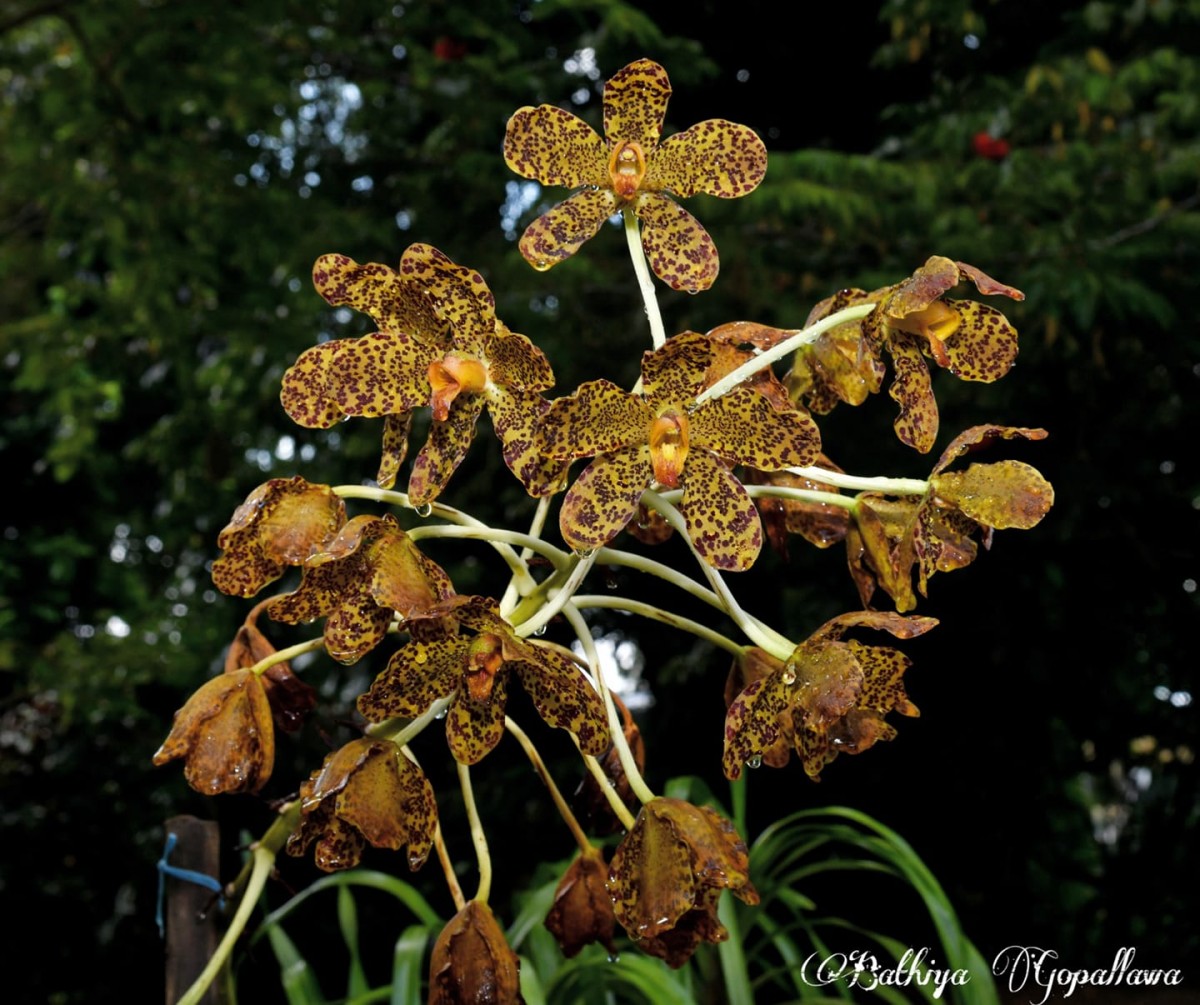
[1,1,1196,1001]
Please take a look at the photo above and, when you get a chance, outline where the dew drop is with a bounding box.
[574,547,595,559]
[683,398,699,415]
[435,707,448,720]
[531,624,547,637]
[745,755,762,769]
[781,663,797,685]
[414,503,433,518]
[606,952,620,964]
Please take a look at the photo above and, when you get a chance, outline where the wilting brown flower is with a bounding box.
[153,669,274,795]
[573,694,645,835]
[211,477,346,598]
[544,848,617,958]
[608,797,759,967]
[429,900,524,1004]
[223,617,316,732]
[286,737,436,872]
[723,612,935,781]
[847,425,1055,611]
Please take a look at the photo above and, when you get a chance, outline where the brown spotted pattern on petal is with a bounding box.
[914,504,980,596]
[280,340,350,429]
[514,644,610,756]
[814,610,939,643]
[646,119,767,198]
[847,496,919,612]
[933,460,1054,530]
[886,255,961,318]
[488,387,569,497]
[358,636,466,721]
[745,467,848,556]
[956,260,1025,300]
[446,669,509,764]
[678,448,761,571]
[689,386,821,470]
[486,325,554,392]
[212,477,346,597]
[153,669,275,795]
[330,332,436,417]
[541,380,651,461]
[559,446,653,553]
[312,253,445,341]
[407,392,487,507]
[886,331,939,453]
[376,411,413,489]
[722,675,790,780]
[932,424,1049,475]
[846,640,920,715]
[639,331,712,405]
[289,801,367,871]
[603,58,671,148]
[518,187,617,272]
[413,254,496,356]
[634,191,719,293]
[940,300,1019,382]
[503,104,609,188]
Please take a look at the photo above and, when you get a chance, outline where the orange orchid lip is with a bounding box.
[607,140,647,201]
[464,633,505,703]
[427,353,489,421]
[648,409,689,488]
[887,301,960,367]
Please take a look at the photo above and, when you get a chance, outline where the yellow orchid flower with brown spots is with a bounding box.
[284,244,565,503]
[540,331,821,570]
[504,58,767,293]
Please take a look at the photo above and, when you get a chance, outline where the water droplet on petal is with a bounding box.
[531,624,547,637]
[414,503,433,518]
[781,662,797,685]
[745,755,762,769]
[574,547,595,559]
[434,707,448,720]
[606,952,620,964]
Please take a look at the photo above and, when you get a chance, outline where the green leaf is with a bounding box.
[338,885,369,1000]
[389,925,429,1005]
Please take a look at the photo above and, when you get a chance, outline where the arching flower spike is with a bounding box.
[504,59,767,293]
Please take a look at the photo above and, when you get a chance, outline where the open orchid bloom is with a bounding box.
[286,738,436,872]
[266,514,454,664]
[608,797,759,967]
[211,477,346,598]
[504,58,766,293]
[284,244,564,501]
[723,611,936,781]
[541,331,820,570]
[795,256,1025,452]
[847,425,1055,611]
[357,595,610,765]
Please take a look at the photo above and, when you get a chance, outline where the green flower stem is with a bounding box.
[563,601,657,807]
[432,821,466,912]
[622,207,666,349]
[458,761,492,904]
[786,465,929,496]
[580,752,638,831]
[333,484,538,588]
[366,693,454,749]
[691,302,877,408]
[597,546,725,611]
[176,800,302,1005]
[499,496,553,617]
[407,523,568,579]
[249,636,326,677]
[641,490,794,660]
[504,716,593,853]
[513,551,596,638]
[742,484,858,511]
[571,594,744,658]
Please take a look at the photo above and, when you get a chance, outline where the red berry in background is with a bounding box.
[433,36,467,61]
[972,131,1011,161]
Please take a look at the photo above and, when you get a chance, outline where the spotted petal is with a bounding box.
[679,448,761,571]
[447,671,509,764]
[886,331,939,453]
[281,340,351,429]
[940,300,1019,382]
[886,255,961,318]
[640,331,713,406]
[722,675,790,781]
[690,386,821,470]
[376,412,413,490]
[312,253,445,340]
[411,251,496,355]
[503,104,608,188]
[358,637,467,721]
[512,644,610,756]
[647,119,767,198]
[518,188,617,272]
[635,191,719,293]
[407,392,487,507]
[932,460,1054,530]
[331,332,436,417]
[541,380,651,461]
[603,59,671,148]
[487,325,554,392]
[488,387,569,497]
[559,446,653,554]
